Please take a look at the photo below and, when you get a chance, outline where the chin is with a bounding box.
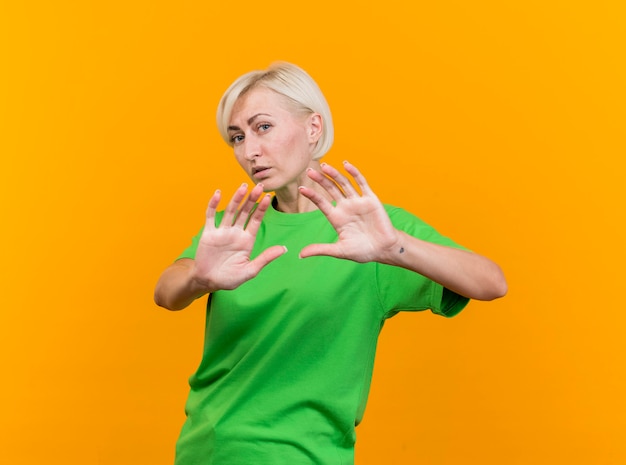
[260,182,279,193]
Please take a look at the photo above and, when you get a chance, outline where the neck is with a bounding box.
[273,160,333,213]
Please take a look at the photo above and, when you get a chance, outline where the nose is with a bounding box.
[243,137,261,161]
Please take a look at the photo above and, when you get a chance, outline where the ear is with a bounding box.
[307,113,323,143]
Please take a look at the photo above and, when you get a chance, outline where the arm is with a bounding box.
[154,258,209,311]
[298,162,507,301]
[378,231,507,301]
[154,183,287,311]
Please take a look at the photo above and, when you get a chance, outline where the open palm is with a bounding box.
[191,183,286,291]
[299,162,401,263]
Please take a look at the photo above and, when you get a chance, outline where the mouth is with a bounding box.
[252,166,271,178]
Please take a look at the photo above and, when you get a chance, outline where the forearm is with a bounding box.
[384,230,508,301]
[154,259,211,311]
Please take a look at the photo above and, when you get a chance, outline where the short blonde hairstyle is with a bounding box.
[216,62,334,160]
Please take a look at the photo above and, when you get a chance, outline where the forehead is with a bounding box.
[230,87,294,123]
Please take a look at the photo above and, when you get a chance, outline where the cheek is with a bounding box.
[283,128,312,153]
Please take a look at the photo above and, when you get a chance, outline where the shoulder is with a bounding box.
[382,204,465,249]
[383,204,429,227]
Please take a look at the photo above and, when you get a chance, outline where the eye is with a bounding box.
[258,123,271,132]
[230,134,244,144]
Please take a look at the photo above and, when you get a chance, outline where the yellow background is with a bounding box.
[1,1,624,464]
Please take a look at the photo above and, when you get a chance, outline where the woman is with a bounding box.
[155,62,507,465]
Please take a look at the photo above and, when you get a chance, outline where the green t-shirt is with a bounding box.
[173,203,469,465]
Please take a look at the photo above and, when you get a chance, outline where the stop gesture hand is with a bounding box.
[298,162,401,264]
[191,183,287,292]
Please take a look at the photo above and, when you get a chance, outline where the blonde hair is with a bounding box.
[216,62,334,160]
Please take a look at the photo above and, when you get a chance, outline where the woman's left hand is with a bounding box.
[299,161,508,301]
[298,161,401,263]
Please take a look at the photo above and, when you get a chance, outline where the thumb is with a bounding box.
[299,243,341,259]
[248,245,288,276]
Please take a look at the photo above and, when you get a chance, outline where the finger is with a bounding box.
[234,183,265,228]
[246,245,288,278]
[305,167,346,201]
[204,189,222,230]
[299,243,342,259]
[342,161,374,196]
[320,163,360,198]
[244,193,273,236]
[222,183,249,226]
[298,185,336,218]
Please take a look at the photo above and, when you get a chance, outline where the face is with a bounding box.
[227,87,322,193]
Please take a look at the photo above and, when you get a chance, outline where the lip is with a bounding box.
[252,166,271,179]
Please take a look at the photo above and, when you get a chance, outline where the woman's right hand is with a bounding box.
[154,183,286,310]
[192,183,287,292]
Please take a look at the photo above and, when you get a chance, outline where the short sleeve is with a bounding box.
[176,227,204,261]
[377,205,470,319]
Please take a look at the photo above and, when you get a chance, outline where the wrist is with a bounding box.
[188,265,217,297]
[379,229,408,266]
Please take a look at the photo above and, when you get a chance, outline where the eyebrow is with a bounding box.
[227,113,271,132]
